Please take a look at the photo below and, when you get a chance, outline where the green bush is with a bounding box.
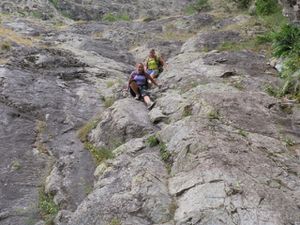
[272,24,300,58]
[256,0,279,16]
[185,0,210,15]
[147,135,159,147]
[267,24,300,100]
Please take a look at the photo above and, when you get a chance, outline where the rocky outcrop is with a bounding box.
[66,138,173,225]
[0,0,190,21]
[90,98,156,149]
[281,0,300,23]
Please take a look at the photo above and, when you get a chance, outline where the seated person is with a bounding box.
[145,49,164,80]
[128,63,160,110]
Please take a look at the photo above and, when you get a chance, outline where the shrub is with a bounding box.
[147,135,159,147]
[272,24,300,58]
[271,24,300,99]
[185,0,210,15]
[256,0,279,16]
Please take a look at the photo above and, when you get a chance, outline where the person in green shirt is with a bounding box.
[145,49,165,80]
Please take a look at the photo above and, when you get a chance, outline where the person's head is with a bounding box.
[136,63,145,74]
[149,49,156,57]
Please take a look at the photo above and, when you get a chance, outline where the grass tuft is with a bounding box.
[84,142,114,165]
[238,129,248,137]
[109,218,122,225]
[77,117,101,142]
[282,136,295,147]
[208,109,220,120]
[147,135,160,147]
[182,105,193,117]
[159,142,171,162]
[38,189,59,225]
[103,12,131,22]
[104,96,116,108]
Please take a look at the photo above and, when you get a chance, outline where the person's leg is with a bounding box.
[143,95,151,105]
[147,70,154,80]
[140,86,155,109]
[150,70,159,81]
[129,81,140,98]
[143,96,156,110]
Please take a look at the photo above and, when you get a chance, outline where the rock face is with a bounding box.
[67,138,173,225]
[281,0,300,23]
[90,98,156,148]
[0,0,189,21]
[1,1,300,225]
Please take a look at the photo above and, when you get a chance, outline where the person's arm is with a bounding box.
[128,72,135,89]
[159,56,164,67]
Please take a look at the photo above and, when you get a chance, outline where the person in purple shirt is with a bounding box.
[128,63,160,110]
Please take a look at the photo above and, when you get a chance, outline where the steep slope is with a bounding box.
[0,0,300,225]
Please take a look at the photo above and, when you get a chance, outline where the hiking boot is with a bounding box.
[147,101,156,110]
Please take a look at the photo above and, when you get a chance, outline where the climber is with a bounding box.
[145,49,165,80]
[128,63,160,110]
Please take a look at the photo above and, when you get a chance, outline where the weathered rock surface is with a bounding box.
[281,0,300,23]
[91,98,156,148]
[0,0,190,21]
[66,138,173,225]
